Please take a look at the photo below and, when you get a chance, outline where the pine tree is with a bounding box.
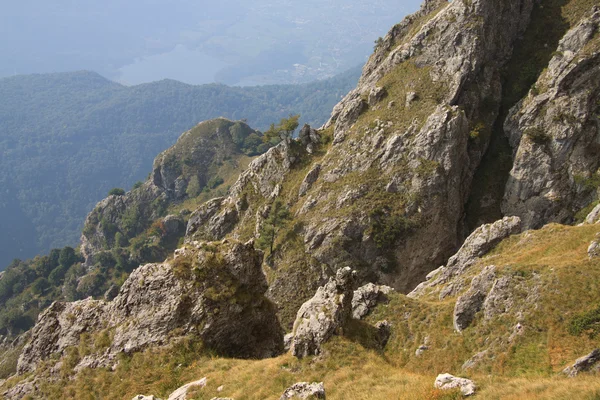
[256,199,291,255]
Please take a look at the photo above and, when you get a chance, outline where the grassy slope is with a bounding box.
[6,223,600,399]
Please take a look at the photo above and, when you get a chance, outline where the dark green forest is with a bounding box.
[0,67,360,269]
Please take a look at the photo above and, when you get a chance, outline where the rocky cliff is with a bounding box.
[503,7,600,228]
[184,0,540,327]
[81,118,259,267]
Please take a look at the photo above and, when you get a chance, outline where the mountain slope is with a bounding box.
[1,0,600,398]
[7,221,600,399]
[0,67,361,268]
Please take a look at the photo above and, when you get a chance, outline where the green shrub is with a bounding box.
[108,188,125,196]
[574,174,600,192]
[469,121,486,140]
[132,181,143,190]
[568,305,600,337]
[207,176,224,189]
[370,210,415,249]
[524,127,551,144]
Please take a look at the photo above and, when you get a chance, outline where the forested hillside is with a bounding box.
[0,67,361,269]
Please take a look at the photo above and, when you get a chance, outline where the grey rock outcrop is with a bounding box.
[588,234,600,259]
[81,118,258,265]
[434,373,476,396]
[17,299,108,374]
[186,139,299,243]
[453,266,496,331]
[2,378,41,400]
[415,344,428,357]
[368,87,387,107]
[585,204,600,224]
[17,240,283,375]
[563,349,600,377]
[104,284,120,301]
[409,217,521,298]
[298,124,321,154]
[290,267,357,358]
[280,382,326,399]
[298,164,321,197]
[306,0,535,294]
[462,350,489,371]
[168,378,207,400]
[80,181,165,264]
[375,320,392,348]
[352,283,394,319]
[503,7,600,229]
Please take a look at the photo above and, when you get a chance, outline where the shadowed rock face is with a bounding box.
[409,216,521,299]
[17,240,283,375]
[503,7,600,229]
[563,349,600,377]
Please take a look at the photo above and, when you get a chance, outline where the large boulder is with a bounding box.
[352,283,394,319]
[434,373,477,396]
[17,299,108,374]
[588,234,600,259]
[16,240,283,375]
[290,267,357,358]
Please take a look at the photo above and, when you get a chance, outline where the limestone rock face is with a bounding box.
[563,349,600,377]
[298,164,321,197]
[280,382,326,400]
[409,217,521,298]
[290,268,357,358]
[589,235,600,259]
[17,299,108,374]
[352,283,394,320]
[185,137,312,243]
[80,182,165,264]
[585,204,600,224]
[434,373,476,396]
[168,378,207,400]
[302,0,535,294]
[503,7,600,229]
[178,0,536,326]
[453,266,496,331]
[2,378,41,400]
[16,240,283,375]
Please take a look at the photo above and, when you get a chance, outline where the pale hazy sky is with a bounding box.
[1,0,422,85]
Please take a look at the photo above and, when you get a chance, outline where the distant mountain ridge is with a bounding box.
[0,67,361,268]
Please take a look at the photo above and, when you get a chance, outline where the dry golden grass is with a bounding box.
[4,223,600,400]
